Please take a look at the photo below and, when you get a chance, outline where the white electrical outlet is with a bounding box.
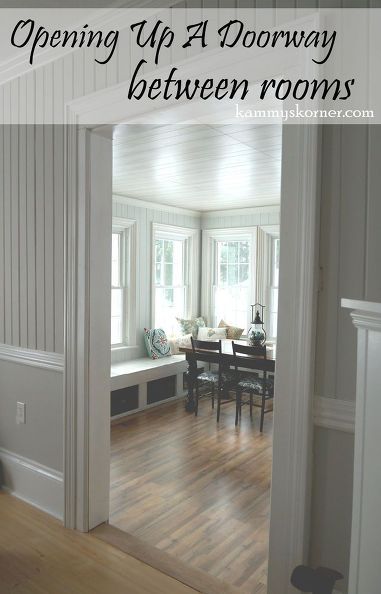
[16,401,26,424]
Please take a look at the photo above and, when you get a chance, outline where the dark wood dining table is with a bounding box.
[179,340,276,412]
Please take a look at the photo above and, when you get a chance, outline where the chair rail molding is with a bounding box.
[341,299,381,594]
[313,396,355,433]
[0,343,64,372]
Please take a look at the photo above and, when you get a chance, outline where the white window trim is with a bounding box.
[202,227,257,332]
[257,225,280,342]
[202,225,280,335]
[111,217,137,349]
[151,223,200,331]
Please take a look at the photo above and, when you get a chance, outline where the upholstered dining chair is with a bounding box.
[190,337,235,419]
[231,342,274,431]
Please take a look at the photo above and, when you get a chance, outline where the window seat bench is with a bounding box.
[110,355,193,419]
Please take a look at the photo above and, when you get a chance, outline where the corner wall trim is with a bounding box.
[0,344,64,372]
[313,396,355,434]
[0,448,64,520]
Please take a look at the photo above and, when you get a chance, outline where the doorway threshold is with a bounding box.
[92,523,243,594]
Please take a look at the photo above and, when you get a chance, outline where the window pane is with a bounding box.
[214,286,249,330]
[228,241,238,263]
[155,239,163,262]
[219,264,227,285]
[164,263,173,286]
[172,241,184,285]
[155,263,161,285]
[239,263,249,284]
[154,236,186,335]
[155,286,185,335]
[239,241,249,264]
[218,242,228,264]
[164,240,173,263]
[273,238,280,287]
[111,288,123,344]
[228,264,238,285]
[215,238,251,328]
[111,233,120,287]
[270,312,278,339]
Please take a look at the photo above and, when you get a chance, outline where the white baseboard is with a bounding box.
[0,448,64,520]
[313,396,355,434]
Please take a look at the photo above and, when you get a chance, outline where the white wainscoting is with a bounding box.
[313,396,355,434]
[0,448,64,520]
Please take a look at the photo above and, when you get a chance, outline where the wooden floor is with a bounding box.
[110,398,273,594]
[0,491,198,594]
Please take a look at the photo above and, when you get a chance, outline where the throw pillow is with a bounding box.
[169,333,193,355]
[218,319,244,340]
[176,316,206,338]
[197,326,227,340]
[144,328,171,359]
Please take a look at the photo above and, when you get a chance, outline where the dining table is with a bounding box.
[179,339,276,412]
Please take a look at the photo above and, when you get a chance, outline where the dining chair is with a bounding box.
[190,337,235,419]
[232,342,274,431]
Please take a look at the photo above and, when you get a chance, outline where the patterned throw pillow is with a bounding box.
[144,328,171,360]
[176,316,206,338]
[169,333,193,354]
[218,319,244,340]
[197,326,227,340]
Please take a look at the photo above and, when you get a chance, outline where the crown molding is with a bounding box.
[112,193,201,218]
[201,204,280,218]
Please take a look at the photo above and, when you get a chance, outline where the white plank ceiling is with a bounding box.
[112,123,282,212]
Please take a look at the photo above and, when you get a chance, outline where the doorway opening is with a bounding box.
[105,122,282,593]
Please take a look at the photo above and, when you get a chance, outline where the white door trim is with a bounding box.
[64,43,321,594]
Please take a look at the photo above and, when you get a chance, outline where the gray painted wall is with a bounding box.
[0,360,63,471]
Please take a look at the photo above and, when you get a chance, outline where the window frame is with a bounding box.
[202,227,257,333]
[151,223,199,334]
[111,217,136,349]
[265,228,280,342]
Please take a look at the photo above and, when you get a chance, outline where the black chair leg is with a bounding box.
[217,387,222,422]
[195,380,200,416]
[250,393,253,419]
[260,394,266,431]
[235,390,241,426]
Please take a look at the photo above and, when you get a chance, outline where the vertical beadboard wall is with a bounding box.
[315,125,381,404]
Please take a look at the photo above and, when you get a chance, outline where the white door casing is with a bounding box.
[64,19,321,593]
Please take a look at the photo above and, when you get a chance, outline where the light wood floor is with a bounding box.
[0,491,198,594]
[110,398,273,594]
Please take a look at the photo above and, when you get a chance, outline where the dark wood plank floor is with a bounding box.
[110,398,272,594]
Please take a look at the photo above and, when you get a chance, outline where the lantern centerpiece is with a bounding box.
[247,303,266,347]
